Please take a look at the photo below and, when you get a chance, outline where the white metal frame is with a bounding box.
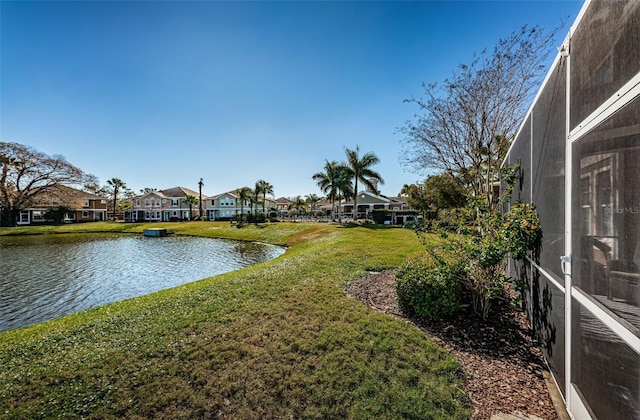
[507,0,640,417]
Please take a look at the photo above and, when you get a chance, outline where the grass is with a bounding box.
[0,222,470,419]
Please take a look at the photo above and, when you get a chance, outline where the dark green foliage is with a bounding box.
[501,202,542,260]
[43,206,73,225]
[395,252,463,320]
[247,212,266,224]
[372,209,390,224]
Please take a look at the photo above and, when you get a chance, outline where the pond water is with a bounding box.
[0,233,285,332]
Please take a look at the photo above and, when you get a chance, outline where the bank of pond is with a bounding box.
[0,232,285,332]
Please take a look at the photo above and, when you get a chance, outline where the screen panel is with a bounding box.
[571,97,640,331]
[532,59,567,283]
[571,298,640,419]
[509,116,532,205]
[532,273,565,395]
[570,2,640,129]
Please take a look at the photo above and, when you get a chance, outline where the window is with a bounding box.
[136,199,141,206]
[172,199,179,207]
[85,199,90,207]
[33,211,44,221]
[145,199,150,206]
[19,212,29,224]
[82,210,89,218]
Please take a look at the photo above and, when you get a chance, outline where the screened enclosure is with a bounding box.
[504,1,640,418]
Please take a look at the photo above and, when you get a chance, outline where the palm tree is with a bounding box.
[335,167,354,222]
[312,160,344,221]
[198,178,204,219]
[256,180,274,214]
[183,195,198,221]
[305,193,319,218]
[236,187,252,224]
[288,195,307,218]
[344,145,384,219]
[106,178,127,221]
[253,181,263,216]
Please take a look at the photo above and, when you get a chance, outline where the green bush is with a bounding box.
[247,212,266,223]
[501,201,542,259]
[395,252,463,320]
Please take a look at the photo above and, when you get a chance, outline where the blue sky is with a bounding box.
[1,0,582,199]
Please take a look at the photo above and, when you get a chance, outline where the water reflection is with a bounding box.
[0,233,284,332]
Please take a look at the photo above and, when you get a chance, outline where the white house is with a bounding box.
[127,187,204,222]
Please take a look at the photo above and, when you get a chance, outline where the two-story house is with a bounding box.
[127,187,205,222]
[206,190,242,221]
[206,190,277,221]
[274,197,293,218]
[206,190,276,220]
[17,185,107,225]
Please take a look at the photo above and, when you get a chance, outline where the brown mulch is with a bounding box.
[345,270,559,420]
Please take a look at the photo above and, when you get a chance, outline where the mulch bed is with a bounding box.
[345,270,559,420]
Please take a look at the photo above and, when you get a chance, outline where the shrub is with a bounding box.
[372,209,390,224]
[247,212,266,223]
[395,252,463,320]
[501,202,542,260]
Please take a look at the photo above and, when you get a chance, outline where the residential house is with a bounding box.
[127,187,205,222]
[206,190,242,221]
[274,197,293,218]
[17,185,107,225]
[206,190,277,221]
[319,187,417,224]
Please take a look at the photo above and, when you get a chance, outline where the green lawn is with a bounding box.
[0,222,470,419]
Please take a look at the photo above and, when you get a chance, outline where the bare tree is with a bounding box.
[0,142,88,226]
[401,25,560,210]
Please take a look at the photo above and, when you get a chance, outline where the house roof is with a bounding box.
[28,184,107,208]
[209,189,276,203]
[136,187,206,200]
[209,190,239,200]
[51,184,107,200]
[160,186,202,198]
[386,196,407,205]
[341,190,391,205]
[275,197,293,204]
